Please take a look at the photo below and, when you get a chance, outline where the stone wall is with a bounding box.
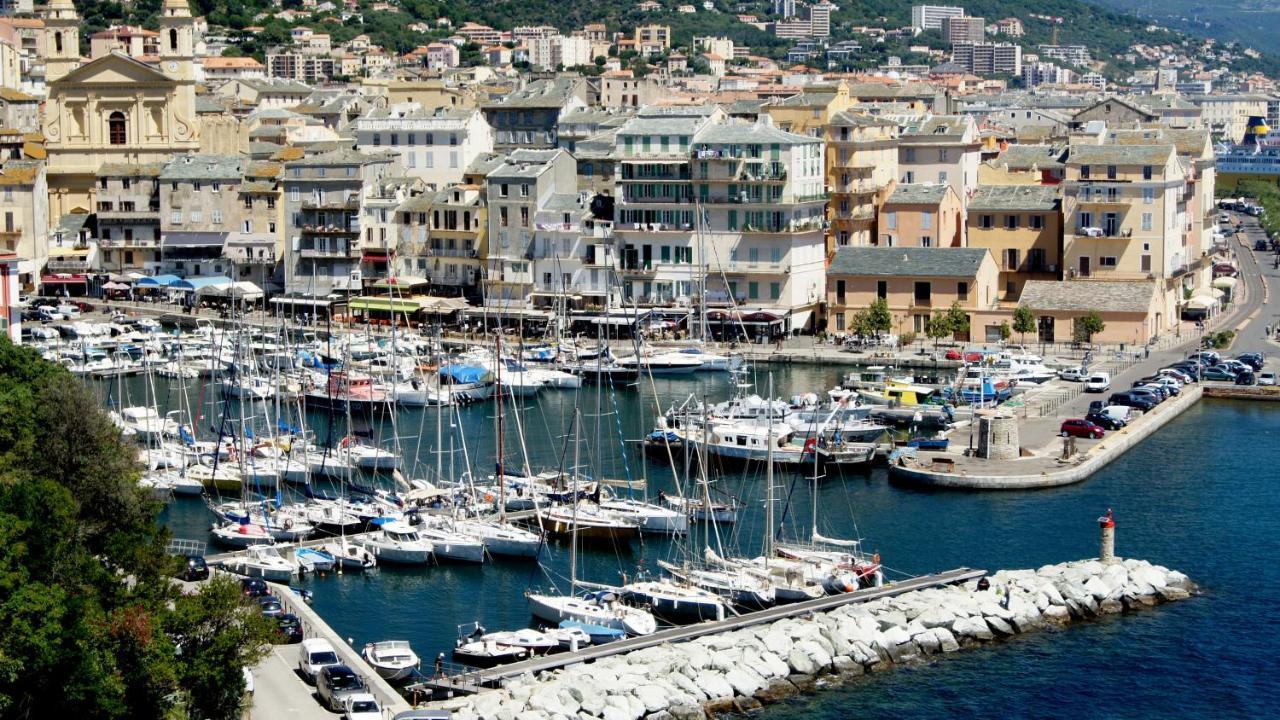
[433,558,1194,720]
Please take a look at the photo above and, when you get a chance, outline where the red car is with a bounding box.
[944,349,985,362]
[1060,418,1105,439]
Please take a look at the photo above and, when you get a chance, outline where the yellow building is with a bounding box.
[825,111,897,251]
[966,185,1062,301]
[42,0,200,221]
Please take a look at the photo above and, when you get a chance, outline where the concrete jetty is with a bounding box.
[429,557,1194,720]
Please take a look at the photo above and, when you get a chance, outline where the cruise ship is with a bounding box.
[1216,116,1280,187]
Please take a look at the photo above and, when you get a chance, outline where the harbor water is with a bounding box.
[141,365,1278,717]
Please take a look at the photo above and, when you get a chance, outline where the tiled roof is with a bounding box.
[1067,143,1174,166]
[97,162,165,178]
[828,246,990,278]
[887,183,951,205]
[967,185,1060,212]
[1019,280,1156,313]
[159,154,245,180]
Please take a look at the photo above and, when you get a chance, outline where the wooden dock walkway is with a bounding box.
[411,566,984,696]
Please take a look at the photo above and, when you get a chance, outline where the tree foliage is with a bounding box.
[1074,310,1106,342]
[945,301,971,337]
[1012,305,1036,345]
[0,338,272,719]
[865,298,893,337]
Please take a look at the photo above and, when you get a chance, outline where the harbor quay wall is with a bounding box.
[890,385,1204,490]
[432,558,1194,720]
[268,581,413,714]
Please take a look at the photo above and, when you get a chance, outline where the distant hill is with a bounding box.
[1086,0,1280,56]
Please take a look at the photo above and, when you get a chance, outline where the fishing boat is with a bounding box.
[356,521,435,564]
[362,640,420,682]
[855,379,938,406]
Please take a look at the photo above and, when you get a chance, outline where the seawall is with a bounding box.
[430,558,1194,720]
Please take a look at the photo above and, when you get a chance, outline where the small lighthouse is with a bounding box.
[1098,508,1116,564]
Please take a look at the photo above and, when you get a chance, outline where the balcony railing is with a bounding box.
[301,223,360,235]
[1075,226,1132,239]
[298,247,355,259]
[98,210,160,221]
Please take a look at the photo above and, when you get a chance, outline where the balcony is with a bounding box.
[707,261,786,274]
[0,226,20,237]
[1076,196,1129,207]
[831,207,875,222]
[98,209,160,221]
[1075,226,1132,239]
[620,166,692,181]
[619,221,694,233]
[535,222,581,233]
[301,198,359,211]
[1001,262,1058,274]
[427,246,479,259]
[99,237,160,248]
[301,222,360,236]
[298,247,355,259]
[618,194,694,205]
[1068,267,1154,281]
[46,259,91,272]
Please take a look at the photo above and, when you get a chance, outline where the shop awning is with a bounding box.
[271,296,340,308]
[372,276,429,289]
[361,253,390,262]
[1211,276,1238,290]
[136,274,181,287]
[349,297,425,313]
[40,273,89,284]
[171,275,232,292]
[462,307,553,320]
[198,281,263,300]
[101,281,130,291]
[1185,295,1219,309]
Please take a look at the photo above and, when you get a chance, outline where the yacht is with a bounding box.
[356,521,435,564]
[613,351,704,375]
[619,579,728,622]
[362,641,420,682]
[537,503,641,541]
[526,589,657,637]
[223,544,299,582]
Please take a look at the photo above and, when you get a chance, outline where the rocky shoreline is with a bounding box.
[434,558,1194,720]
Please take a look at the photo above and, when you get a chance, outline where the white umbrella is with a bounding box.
[1211,277,1238,290]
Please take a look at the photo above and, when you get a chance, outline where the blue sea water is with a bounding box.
[150,367,1279,717]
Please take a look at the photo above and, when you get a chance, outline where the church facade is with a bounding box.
[41,0,200,220]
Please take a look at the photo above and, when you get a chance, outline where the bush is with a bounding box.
[1207,330,1236,349]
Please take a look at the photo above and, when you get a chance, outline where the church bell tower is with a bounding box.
[44,0,81,84]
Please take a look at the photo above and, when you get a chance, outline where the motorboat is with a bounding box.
[211,518,276,548]
[338,439,400,471]
[303,371,389,415]
[318,538,378,571]
[449,517,543,558]
[597,496,688,535]
[438,364,496,402]
[673,346,743,372]
[118,406,179,442]
[452,638,530,668]
[356,521,434,564]
[557,619,624,645]
[413,523,486,563]
[856,379,938,406]
[221,374,277,401]
[613,351,703,375]
[223,544,299,582]
[295,546,336,573]
[526,590,657,636]
[362,640,420,682]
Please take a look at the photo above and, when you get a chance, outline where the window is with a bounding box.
[1006,248,1019,270]
[748,281,759,299]
[108,112,127,145]
[1080,165,1090,179]
[499,207,508,226]
[212,182,220,193]
[520,184,529,197]
[193,182,201,191]
[836,313,846,331]
[268,222,276,233]
[957,281,969,300]
[1005,215,1018,230]
[211,210,222,224]
[1106,165,1116,180]
[519,207,528,227]
[450,151,458,168]
[938,171,948,184]
[770,247,781,264]
[769,282,780,300]
[408,133,416,145]
[904,148,915,162]
[54,31,62,54]
[1143,165,1153,180]
[390,133,399,146]
[836,280,846,303]
[242,220,251,232]
[939,149,948,162]
[1142,212,1153,231]
[1143,188,1154,204]
[289,188,300,201]
[876,280,887,299]
[980,214,993,229]
[885,211,897,230]
[169,28,178,51]
[170,211,182,224]
[373,133,381,146]
[748,247,759,264]
[920,236,932,247]
[500,184,509,197]
[913,281,931,304]
[921,211,932,230]
[243,196,253,209]
[903,171,915,183]
[1141,254,1152,272]
[190,210,201,223]
[1030,215,1044,230]
[121,178,130,190]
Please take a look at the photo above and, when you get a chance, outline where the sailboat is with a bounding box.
[527,408,658,637]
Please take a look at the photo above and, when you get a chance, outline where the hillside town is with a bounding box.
[0,0,1273,346]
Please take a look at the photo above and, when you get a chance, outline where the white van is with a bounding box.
[297,638,341,684]
[1101,405,1134,424]
[1085,372,1111,393]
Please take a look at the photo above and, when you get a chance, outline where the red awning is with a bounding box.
[41,274,89,284]
[361,254,388,262]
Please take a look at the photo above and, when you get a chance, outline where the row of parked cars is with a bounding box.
[1180,350,1272,385]
[18,296,92,323]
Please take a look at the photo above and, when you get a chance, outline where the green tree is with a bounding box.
[999,321,1012,342]
[866,297,893,338]
[945,301,970,340]
[0,339,272,719]
[925,310,953,353]
[849,308,874,339]
[1012,305,1036,346]
[1074,310,1106,343]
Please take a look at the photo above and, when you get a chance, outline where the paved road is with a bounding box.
[248,646,336,720]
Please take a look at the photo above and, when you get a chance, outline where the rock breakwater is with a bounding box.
[436,558,1194,720]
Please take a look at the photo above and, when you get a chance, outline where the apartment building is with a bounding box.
[825,112,898,250]
[354,104,494,189]
[481,78,589,151]
[283,149,395,295]
[951,41,1022,76]
[911,5,966,31]
[0,158,47,287]
[1062,143,1186,331]
[398,183,486,299]
[898,114,981,200]
[634,24,671,54]
[942,16,984,44]
[229,160,282,290]
[528,34,591,70]
[95,162,162,276]
[159,154,246,278]
[827,246,998,339]
[266,51,336,84]
[966,185,1062,301]
[484,149,580,309]
[879,184,964,248]
[1186,94,1268,143]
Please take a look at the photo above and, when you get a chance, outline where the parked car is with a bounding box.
[1220,359,1252,374]
[55,304,81,318]
[1258,371,1277,386]
[1109,392,1157,412]
[33,307,64,322]
[177,555,209,581]
[1157,368,1194,384]
[1084,372,1111,393]
[318,665,368,712]
[256,595,284,618]
[298,638,342,684]
[1058,366,1088,382]
[1235,370,1257,385]
[1202,366,1237,381]
[1189,350,1221,364]
[1061,418,1106,439]
[1136,377,1181,395]
[342,693,383,720]
[1236,353,1265,371]
[1134,383,1170,400]
[1256,239,1270,251]
[1129,388,1164,405]
[1086,411,1125,430]
[276,613,304,644]
[240,577,270,599]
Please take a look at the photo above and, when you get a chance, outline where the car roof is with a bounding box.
[345,693,378,703]
[302,638,336,651]
[322,664,357,677]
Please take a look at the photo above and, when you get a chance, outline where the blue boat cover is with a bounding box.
[440,364,487,383]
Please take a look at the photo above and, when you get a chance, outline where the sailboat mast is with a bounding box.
[570,407,581,595]
[496,332,506,519]
[765,374,774,568]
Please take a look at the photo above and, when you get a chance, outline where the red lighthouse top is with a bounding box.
[1098,508,1115,528]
